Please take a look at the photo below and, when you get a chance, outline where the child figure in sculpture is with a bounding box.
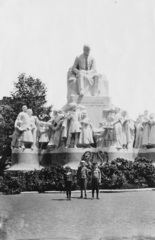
[38,123,49,149]
[79,117,94,147]
[65,102,81,148]
[11,120,26,148]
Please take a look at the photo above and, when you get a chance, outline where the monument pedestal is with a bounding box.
[9,147,155,170]
[8,149,43,171]
[67,95,111,127]
[37,147,155,169]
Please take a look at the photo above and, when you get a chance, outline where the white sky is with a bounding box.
[0,0,155,119]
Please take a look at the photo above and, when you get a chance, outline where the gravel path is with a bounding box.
[0,191,155,240]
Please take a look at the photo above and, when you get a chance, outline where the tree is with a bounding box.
[11,73,52,118]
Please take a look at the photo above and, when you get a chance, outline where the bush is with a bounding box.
[1,157,155,194]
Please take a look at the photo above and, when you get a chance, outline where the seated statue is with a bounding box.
[67,45,109,99]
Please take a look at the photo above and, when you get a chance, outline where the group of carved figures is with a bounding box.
[11,104,155,150]
[11,103,94,150]
[97,109,155,149]
[134,110,155,149]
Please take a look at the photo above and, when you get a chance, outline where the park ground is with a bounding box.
[0,191,155,240]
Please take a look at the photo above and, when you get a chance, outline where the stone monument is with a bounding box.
[65,45,111,127]
[9,45,155,171]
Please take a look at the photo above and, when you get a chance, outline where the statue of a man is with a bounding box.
[72,45,100,96]
[16,105,34,149]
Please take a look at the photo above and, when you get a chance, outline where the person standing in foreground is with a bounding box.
[64,166,73,201]
[91,163,101,200]
[77,161,89,199]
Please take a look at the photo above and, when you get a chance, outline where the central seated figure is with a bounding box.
[67,45,109,99]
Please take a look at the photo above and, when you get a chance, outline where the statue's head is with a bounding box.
[83,45,91,57]
[22,105,27,112]
[53,108,59,116]
[149,113,154,120]
[69,102,77,111]
[77,104,86,111]
[144,110,148,116]
[121,110,127,117]
[27,109,33,116]
[115,107,120,114]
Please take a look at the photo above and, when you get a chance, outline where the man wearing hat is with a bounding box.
[77,160,89,198]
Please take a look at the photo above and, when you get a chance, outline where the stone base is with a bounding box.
[66,95,111,127]
[8,149,43,171]
[40,147,155,168]
[10,147,155,170]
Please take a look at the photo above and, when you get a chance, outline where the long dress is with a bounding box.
[48,114,63,147]
[67,110,81,134]
[113,113,123,148]
[79,118,94,144]
[104,113,116,147]
[148,120,155,145]
[17,112,33,143]
[39,125,49,143]
[122,118,132,146]
[142,115,150,146]
[134,123,143,148]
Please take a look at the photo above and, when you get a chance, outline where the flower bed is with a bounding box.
[0,157,155,194]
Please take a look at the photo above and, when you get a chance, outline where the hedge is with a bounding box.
[0,157,155,194]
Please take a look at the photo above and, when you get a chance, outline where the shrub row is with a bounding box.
[0,157,155,194]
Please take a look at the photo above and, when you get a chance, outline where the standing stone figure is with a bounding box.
[141,110,150,149]
[134,115,143,148]
[121,111,132,149]
[66,103,81,148]
[38,122,49,149]
[79,117,94,146]
[71,45,100,96]
[16,105,33,149]
[113,108,123,149]
[148,113,155,146]
[11,120,26,148]
[27,109,39,149]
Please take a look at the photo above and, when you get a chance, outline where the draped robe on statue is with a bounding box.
[142,115,150,146]
[122,117,132,147]
[79,117,94,145]
[113,112,123,149]
[134,122,143,148]
[149,119,155,145]
[17,112,33,143]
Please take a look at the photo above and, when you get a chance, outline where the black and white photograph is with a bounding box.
[0,0,155,239]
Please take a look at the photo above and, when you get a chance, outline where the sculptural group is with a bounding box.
[11,102,94,150]
[10,45,155,151]
[11,102,155,151]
